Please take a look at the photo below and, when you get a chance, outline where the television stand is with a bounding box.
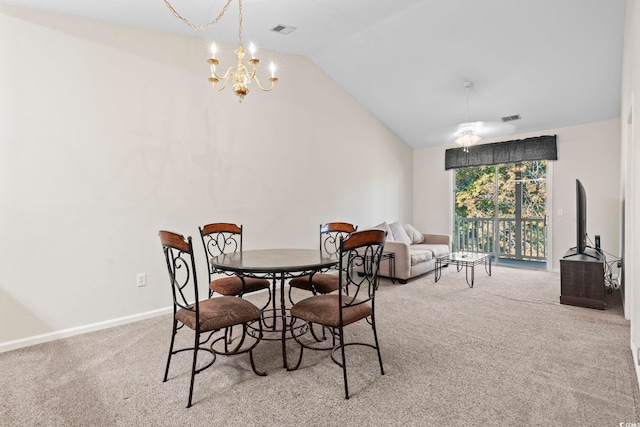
[563,246,600,260]
[560,249,605,309]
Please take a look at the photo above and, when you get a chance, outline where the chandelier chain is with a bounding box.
[238,0,243,44]
[163,0,234,31]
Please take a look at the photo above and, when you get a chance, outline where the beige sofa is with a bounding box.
[373,222,452,284]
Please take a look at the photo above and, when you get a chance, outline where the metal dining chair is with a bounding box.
[159,230,265,408]
[287,229,387,399]
[199,223,272,305]
[288,222,357,303]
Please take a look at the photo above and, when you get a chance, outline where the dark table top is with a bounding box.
[210,248,338,275]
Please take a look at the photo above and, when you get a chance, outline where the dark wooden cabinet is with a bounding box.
[560,250,605,309]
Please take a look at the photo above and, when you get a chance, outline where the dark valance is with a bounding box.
[444,135,557,170]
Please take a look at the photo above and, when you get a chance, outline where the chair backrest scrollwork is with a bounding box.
[199,223,243,261]
[338,229,386,308]
[320,222,357,257]
[199,223,246,297]
[159,231,200,320]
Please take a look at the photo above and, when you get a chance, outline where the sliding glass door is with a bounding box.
[454,161,548,267]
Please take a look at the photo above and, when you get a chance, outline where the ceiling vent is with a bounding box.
[501,114,521,122]
[271,24,296,35]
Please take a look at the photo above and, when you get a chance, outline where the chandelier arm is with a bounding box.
[211,65,236,81]
[246,60,258,80]
[164,0,234,30]
[214,80,230,92]
[252,74,277,92]
[213,69,236,92]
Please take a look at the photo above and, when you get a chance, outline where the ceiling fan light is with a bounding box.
[455,132,481,146]
[454,80,481,150]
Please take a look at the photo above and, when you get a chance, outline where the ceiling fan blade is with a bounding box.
[453,121,516,139]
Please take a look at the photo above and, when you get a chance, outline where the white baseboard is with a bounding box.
[632,341,640,391]
[0,288,273,354]
[0,306,172,354]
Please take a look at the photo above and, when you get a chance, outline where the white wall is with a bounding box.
[0,6,413,346]
[414,118,621,272]
[413,145,450,235]
[551,120,621,270]
[621,0,640,382]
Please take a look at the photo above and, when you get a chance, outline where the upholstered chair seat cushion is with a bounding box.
[210,276,270,296]
[291,294,372,328]
[176,296,262,332]
[289,274,340,294]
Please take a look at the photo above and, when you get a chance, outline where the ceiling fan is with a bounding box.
[453,80,516,151]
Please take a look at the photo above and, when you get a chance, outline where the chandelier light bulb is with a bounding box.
[269,62,276,78]
[249,42,256,59]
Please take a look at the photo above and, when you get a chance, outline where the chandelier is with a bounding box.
[164,0,278,102]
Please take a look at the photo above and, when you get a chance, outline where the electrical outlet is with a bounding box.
[137,273,147,287]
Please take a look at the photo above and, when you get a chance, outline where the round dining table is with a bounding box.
[209,249,338,368]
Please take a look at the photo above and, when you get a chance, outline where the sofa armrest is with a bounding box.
[422,234,452,252]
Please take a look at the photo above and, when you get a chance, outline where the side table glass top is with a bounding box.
[437,251,490,264]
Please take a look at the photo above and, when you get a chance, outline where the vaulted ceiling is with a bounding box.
[1,0,626,148]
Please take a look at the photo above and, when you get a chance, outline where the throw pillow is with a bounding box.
[389,221,412,245]
[373,222,394,242]
[403,223,424,244]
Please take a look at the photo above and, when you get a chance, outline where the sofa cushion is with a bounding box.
[403,223,424,244]
[389,221,412,245]
[373,222,394,242]
[410,249,433,265]
[413,244,450,257]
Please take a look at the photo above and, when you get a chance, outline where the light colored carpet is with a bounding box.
[0,265,638,426]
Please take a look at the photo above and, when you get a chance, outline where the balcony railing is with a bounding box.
[454,217,546,261]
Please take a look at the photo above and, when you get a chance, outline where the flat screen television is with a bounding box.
[576,179,587,254]
[564,179,598,259]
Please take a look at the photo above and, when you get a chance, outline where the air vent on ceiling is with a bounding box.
[501,114,521,122]
[271,24,296,35]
